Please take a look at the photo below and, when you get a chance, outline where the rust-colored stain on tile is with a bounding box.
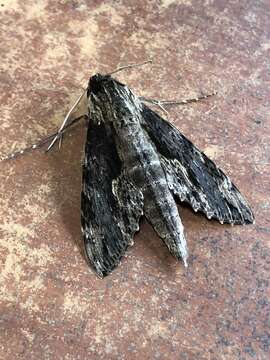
[0,0,269,359]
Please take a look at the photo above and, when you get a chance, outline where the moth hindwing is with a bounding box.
[81,74,254,277]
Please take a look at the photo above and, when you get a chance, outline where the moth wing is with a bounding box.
[81,121,143,277]
[142,105,254,225]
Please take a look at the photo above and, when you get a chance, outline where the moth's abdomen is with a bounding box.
[143,176,188,266]
[115,120,188,265]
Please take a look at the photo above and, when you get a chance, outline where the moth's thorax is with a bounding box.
[87,73,142,127]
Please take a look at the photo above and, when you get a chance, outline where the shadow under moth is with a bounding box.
[1,62,254,278]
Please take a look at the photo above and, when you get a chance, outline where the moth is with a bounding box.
[1,62,254,278]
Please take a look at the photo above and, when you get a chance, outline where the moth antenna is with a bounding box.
[109,59,153,76]
[46,88,87,152]
[0,133,56,162]
[0,115,86,162]
[140,91,217,107]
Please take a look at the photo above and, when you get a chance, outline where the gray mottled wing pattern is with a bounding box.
[81,120,143,277]
[142,105,254,225]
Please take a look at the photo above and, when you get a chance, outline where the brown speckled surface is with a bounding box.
[0,1,269,359]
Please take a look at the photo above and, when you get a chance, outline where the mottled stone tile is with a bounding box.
[0,0,269,359]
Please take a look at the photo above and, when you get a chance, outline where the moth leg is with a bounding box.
[139,97,170,115]
[46,88,87,151]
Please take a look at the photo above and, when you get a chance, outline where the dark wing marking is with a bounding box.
[142,105,254,225]
[81,120,143,277]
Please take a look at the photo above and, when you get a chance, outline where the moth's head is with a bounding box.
[88,73,124,97]
[88,74,108,95]
[87,73,141,125]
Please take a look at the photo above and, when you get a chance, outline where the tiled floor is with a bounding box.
[0,1,269,359]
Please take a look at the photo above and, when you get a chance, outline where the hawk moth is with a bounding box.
[80,73,254,277]
[1,68,254,278]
